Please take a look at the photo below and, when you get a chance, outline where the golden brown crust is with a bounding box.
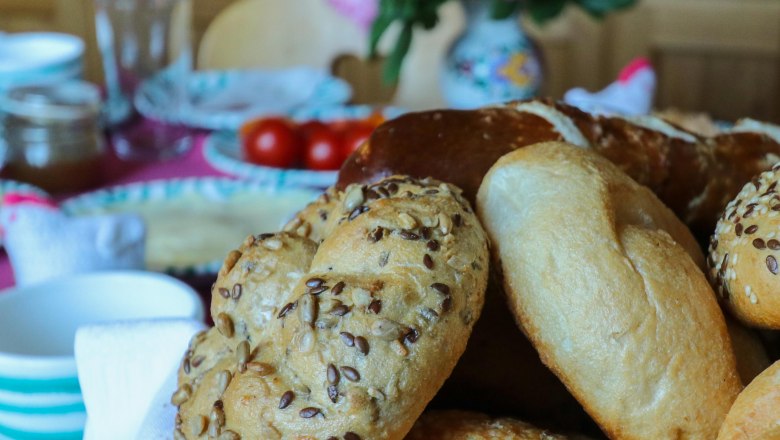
[174,176,490,440]
[337,99,780,243]
[708,165,780,329]
[726,318,772,385]
[477,142,742,440]
[405,411,568,440]
[717,361,780,440]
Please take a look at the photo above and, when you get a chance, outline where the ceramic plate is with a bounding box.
[134,68,352,130]
[203,105,406,187]
[0,180,47,201]
[61,178,319,275]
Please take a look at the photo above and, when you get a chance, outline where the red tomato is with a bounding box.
[298,120,328,139]
[341,123,375,157]
[242,117,302,168]
[304,126,343,170]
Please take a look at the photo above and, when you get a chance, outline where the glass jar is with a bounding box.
[0,81,106,193]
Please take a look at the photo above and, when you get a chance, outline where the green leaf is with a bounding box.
[383,21,414,85]
[369,13,395,57]
[527,0,568,24]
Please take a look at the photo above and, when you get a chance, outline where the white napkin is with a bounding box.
[564,57,656,116]
[1,194,146,287]
[74,319,205,440]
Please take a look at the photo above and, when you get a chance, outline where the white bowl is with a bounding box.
[0,32,84,93]
[0,271,203,438]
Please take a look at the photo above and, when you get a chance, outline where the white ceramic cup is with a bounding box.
[0,271,203,439]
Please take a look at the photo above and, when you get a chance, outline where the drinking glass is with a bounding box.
[94,0,193,161]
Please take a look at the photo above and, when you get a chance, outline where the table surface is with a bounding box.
[0,132,231,290]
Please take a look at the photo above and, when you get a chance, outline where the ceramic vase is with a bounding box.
[441,0,543,108]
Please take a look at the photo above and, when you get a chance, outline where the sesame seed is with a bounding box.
[769,239,780,250]
[191,355,204,368]
[344,433,361,440]
[754,238,766,249]
[427,240,440,251]
[736,223,744,236]
[218,288,230,299]
[232,283,242,300]
[746,225,759,234]
[340,366,360,382]
[441,296,452,312]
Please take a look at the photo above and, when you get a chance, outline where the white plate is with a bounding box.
[203,105,405,187]
[134,68,352,130]
[61,178,319,275]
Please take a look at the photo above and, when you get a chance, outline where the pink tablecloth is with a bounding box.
[0,133,230,290]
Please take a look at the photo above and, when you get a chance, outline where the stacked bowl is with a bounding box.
[0,32,84,94]
[0,271,203,439]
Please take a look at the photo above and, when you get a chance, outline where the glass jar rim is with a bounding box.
[1,80,102,122]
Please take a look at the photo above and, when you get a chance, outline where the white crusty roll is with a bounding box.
[717,360,780,440]
[709,165,780,329]
[477,142,742,439]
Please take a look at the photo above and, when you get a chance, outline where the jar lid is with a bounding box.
[0,81,101,121]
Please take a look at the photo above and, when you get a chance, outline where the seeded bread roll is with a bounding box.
[477,142,742,439]
[174,176,490,440]
[405,410,568,440]
[708,165,780,329]
[717,360,780,440]
[289,180,594,433]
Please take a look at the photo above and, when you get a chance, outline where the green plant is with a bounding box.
[369,0,638,83]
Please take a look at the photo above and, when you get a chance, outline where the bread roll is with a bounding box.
[175,176,490,440]
[708,165,780,329]
[405,410,568,440]
[718,360,780,440]
[338,99,780,243]
[477,142,742,439]
[726,318,772,385]
[289,180,595,433]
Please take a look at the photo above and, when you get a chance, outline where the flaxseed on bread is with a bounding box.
[173,176,490,440]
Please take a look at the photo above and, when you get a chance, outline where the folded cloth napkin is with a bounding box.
[564,57,656,116]
[1,193,146,286]
[75,319,205,440]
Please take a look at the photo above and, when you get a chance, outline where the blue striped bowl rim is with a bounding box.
[0,409,85,440]
[0,375,80,394]
[61,178,320,275]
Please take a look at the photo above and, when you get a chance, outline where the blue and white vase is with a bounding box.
[441,0,543,108]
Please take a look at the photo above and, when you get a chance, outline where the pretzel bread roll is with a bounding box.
[477,142,742,439]
[708,165,780,329]
[405,410,568,440]
[717,360,780,440]
[174,176,490,440]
